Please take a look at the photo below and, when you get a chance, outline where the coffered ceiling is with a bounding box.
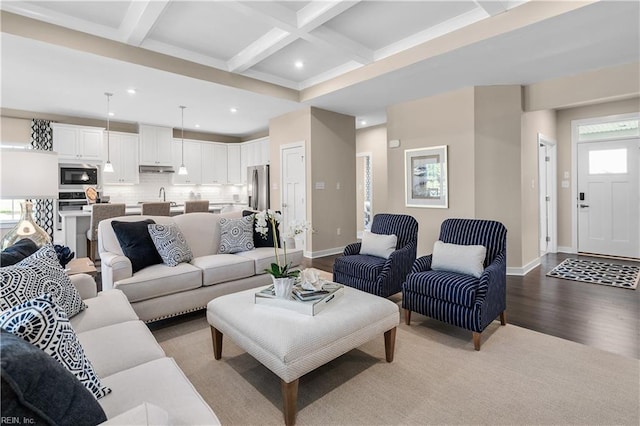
[1,1,639,138]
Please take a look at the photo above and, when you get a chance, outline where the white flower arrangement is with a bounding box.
[254,209,298,279]
[286,220,311,238]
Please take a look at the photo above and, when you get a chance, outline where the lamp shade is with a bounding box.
[1,149,58,199]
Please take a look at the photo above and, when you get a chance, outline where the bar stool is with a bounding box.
[184,200,209,213]
[141,202,171,216]
[86,203,126,261]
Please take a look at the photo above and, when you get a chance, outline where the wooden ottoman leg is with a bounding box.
[210,326,223,360]
[281,378,299,426]
[384,327,397,362]
[500,311,507,325]
[403,309,411,325]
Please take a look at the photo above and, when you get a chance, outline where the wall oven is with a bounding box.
[59,164,99,189]
[56,191,89,231]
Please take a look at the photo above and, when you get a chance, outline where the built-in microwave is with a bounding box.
[59,164,99,188]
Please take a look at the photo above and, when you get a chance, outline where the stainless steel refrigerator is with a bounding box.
[247,164,270,211]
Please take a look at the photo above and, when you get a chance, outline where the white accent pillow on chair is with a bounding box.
[431,240,487,278]
[360,231,398,259]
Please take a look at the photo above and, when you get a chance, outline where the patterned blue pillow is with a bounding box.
[147,223,193,267]
[0,244,86,318]
[0,294,111,400]
[219,215,255,254]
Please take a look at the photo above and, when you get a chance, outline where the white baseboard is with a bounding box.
[558,246,576,254]
[307,247,344,259]
[507,257,541,276]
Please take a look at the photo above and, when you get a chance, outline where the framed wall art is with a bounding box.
[404,145,448,208]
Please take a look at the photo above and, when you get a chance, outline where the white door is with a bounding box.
[577,139,640,258]
[281,144,306,251]
[538,135,557,255]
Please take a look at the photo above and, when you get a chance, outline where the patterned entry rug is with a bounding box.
[547,258,639,290]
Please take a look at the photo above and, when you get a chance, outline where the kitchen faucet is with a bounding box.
[159,187,166,202]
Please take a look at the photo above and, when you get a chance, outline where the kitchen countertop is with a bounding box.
[61,202,245,218]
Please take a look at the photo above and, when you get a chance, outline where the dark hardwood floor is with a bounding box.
[303,253,640,359]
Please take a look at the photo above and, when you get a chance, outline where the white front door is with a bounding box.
[280,144,306,251]
[577,138,640,258]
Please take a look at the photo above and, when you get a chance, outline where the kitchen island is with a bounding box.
[58,203,242,258]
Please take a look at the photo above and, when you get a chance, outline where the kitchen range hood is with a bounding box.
[139,165,175,174]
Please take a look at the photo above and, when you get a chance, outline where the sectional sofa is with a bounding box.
[98,211,304,322]
[68,273,220,424]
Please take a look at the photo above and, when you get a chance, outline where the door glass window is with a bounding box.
[589,148,627,174]
[578,119,639,142]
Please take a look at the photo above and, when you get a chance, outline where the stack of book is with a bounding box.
[254,282,344,316]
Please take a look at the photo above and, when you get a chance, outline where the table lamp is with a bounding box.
[1,148,59,249]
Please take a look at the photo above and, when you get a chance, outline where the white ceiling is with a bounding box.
[1,1,639,138]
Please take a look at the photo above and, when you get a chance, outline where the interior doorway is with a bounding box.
[538,134,557,255]
[356,152,373,238]
[280,142,306,252]
[573,114,640,259]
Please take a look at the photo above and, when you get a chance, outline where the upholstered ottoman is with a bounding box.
[206,285,400,425]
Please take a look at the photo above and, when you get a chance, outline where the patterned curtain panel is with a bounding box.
[30,119,55,241]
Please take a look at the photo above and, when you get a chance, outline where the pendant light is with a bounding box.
[103,92,114,173]
[178,105,188,175]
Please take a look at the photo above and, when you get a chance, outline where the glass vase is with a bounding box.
[1,201,51,250]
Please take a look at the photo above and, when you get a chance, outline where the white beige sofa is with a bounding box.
[98,211,303,322]
[69,273,219,425]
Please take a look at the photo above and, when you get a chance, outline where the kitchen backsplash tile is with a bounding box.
[102,173,246,205]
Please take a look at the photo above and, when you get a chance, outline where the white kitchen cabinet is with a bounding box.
[172,140,202,185]
[227,144,241,183]
[52,123,103,161]
[139,124,173,166]
[202,143,228,184]
[239,138,269,184]
[102,132,139,184]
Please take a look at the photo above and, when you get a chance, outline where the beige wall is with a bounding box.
[269,107,356,255]
[309,108,356,252]
[521,109,557,264]
[555,97,640,250]
[387,87,476,257]
[524,62,640,111]
[474,85,523,266]
[356,124,388,216]
[1,116,31,144]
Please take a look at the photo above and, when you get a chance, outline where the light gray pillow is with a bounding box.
[360,231,398,259]
[219,216,255,254]
[148,224,193,267]
[431,240,487,278]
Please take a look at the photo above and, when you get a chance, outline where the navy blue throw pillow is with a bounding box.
[111,219,163,273]
[243,210,282,248]
[0,329,107,425]
[0,239,39,267]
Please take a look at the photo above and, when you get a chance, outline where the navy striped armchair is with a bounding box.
[402,219,507,350]
[333,214,418,297]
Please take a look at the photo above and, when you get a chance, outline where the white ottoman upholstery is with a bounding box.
[206,285,399,425]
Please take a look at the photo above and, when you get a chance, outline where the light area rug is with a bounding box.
[547,258,639,289]
[153,311,639,425]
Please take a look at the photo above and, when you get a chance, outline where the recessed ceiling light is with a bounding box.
[127,88,136,95]
[108,112,115,117]
[195,124,200,128]
[360,120,367,126]
[294,60,304,69]
[230,107,238,113]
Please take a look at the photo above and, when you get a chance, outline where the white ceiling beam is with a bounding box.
[474,1,508,17]
[119,0,170,46]
[226,0,369,72]
[296,1,360,30]
[228,28,296,73]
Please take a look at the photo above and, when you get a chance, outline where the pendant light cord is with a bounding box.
[180,105,186,166]
[105,92,112,162]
